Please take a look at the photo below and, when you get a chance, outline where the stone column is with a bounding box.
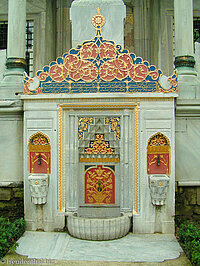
[56,0,72,58]
[3,0,26,83]
[133,0,151,63]
[0,0,25,201]
[174,0,195,75]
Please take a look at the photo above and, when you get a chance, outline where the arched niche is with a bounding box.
[147,132,170,175]
[29,132,51,174]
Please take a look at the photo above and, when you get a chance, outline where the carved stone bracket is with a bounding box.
[28,174,49,204]
[149,175,170,206]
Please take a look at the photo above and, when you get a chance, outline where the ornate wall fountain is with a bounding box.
[22,3,177,237]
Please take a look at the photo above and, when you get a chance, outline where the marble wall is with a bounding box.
[134,97,175,234]
[0,116,23,182]
[176,118,200,185]
[22,94,176,234]
[23,104,63,231]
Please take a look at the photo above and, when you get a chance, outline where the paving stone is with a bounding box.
[3,251,192,265]
[15,231,183,263]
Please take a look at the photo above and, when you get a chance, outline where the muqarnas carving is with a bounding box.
[85,134,115,154]
[79,117,120,162]
[147,133,170,175]
[29,132,51,174]
[85,165,115,204]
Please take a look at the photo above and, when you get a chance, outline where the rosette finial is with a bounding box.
[92,8,105,29]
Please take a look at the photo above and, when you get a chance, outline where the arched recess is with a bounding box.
[147,132,170,175]
[29,132,51,174]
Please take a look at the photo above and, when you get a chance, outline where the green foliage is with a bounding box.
[0,217,25,259]
[178,221,200,265]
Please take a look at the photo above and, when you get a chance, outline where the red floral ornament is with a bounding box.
[39,72,49,81]
[49,64,65,82]
[80,43,98,60]
[132,64,148,82]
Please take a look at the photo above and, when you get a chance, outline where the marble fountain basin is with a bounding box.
[67,213,131,241]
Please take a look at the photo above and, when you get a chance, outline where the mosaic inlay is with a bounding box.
[85,165,115,204]
[23,10,178,94]
[78,117,94,139]
[105,117,120,139]
[30,134,49,146]
[147,132,170,153]
[85,134,114,154]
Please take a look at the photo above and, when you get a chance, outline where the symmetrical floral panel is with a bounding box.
[147,133,170,175]
[85,165,115,204]
[29,132,51,174]
[24,10,177,94]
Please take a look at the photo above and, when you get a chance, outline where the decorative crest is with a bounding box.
[92,8,105,29]
[147,133,170,153]
[23,10,178,95]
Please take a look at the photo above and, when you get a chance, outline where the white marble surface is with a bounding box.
[176,118,200,183]
[70,0,126,48]
[16,231,182,262]
[0,118,23,182]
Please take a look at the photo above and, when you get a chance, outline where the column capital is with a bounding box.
[6,58,26,70]
[174,56,195,69]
